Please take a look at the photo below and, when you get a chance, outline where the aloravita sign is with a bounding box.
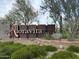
[10,25,55,38]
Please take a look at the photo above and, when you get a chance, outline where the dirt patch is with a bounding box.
[0,38,79,49]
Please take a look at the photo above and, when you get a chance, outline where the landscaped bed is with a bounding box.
[0,41,57,59]
[0,39,79,59]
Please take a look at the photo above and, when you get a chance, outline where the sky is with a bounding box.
[0,0,15,17]
[0,0,53,24]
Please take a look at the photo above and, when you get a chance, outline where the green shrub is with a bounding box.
[51,33,62,39]
[0,43,25,55]
[28,45,47,58]
[62,31,69,39]
[0,41,14,46]
[67,45,79,53]
[11,45,47,59]
[11,47,33,59]
[44,33,52,40]
[42,45,57,52]
[36,56,46,59]
[0,42,25,59]
[0,55,10,59]
[49,51,79,59]
[3,41,14,45]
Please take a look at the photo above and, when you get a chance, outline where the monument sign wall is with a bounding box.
[10,25,55,38]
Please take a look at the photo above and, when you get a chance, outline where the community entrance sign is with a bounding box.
[10,25,55,38]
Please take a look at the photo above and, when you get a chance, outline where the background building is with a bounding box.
[0,19,9,39]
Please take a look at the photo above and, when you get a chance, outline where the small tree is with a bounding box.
[41,0,79,40]
[5,0,37,25]
[41,0,63,33]
[13,0,37,25]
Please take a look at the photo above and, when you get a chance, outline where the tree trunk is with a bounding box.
[60,16,63,33]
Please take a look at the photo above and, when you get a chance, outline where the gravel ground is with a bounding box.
[0,38,79,49]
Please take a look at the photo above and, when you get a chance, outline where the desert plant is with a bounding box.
[62,31,69,39]
[42,45,57,52]
[0,43,25,55]
[49,51,79,59]
[44,33,52,40]
[11,45,47,59]
[0,42,25,59]
[67,45,79,53]
[11,47,33,59]
[51,33,62,40]
[28,45,47,58]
